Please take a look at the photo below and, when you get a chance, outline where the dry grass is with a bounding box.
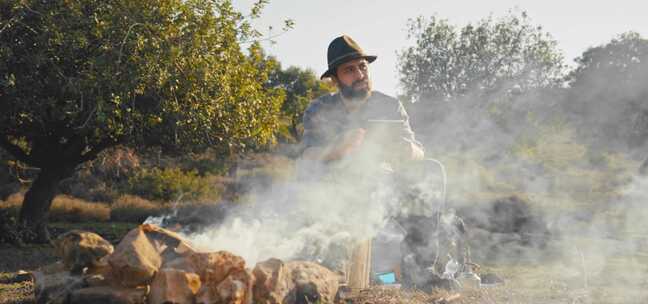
[0,192,225,225]
[0,193,23,214]
[49,195,110,222]
[0,193,170,224]
[109,194,166,223]
[0,273,33,304]
[0,193,110,222]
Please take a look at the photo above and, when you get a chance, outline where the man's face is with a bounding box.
[334,58,372,101]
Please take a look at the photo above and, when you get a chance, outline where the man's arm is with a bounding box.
[301,96,368,162]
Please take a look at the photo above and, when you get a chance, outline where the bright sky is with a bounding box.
[234,0,648,96]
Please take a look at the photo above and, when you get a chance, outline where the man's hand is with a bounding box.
[337,128,366,150]
[301,128,366,162]
[323,128,366,162]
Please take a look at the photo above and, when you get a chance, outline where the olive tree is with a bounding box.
[398,11,564,103]
[268,63,334,141]
[566,32,648,151]
[0,0,283,241]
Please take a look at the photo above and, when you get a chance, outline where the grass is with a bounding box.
[109,194,165,223]
[49,221,137,244]
[0,193,168,224]
[0,275,33,304]
[0,193,110,222]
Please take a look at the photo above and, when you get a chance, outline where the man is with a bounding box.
[300,35,424,166]
[297,35,427,290]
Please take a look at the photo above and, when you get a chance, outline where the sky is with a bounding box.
[234,0,648,96]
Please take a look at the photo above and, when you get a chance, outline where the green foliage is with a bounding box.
[127,167,216,202]
[268,62,334,141]
[512,123,587,170]
[0,0,283,168]
[398,11,564,103]
[0,209,34,245]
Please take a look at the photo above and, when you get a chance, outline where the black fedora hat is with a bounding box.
[320,35,377,79]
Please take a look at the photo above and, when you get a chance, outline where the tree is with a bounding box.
[398,11,565,103]
[0,0,283,241]
[268,63,335,141]
[566,32,648,150]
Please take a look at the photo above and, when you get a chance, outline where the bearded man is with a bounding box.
[300,35,424,165]
[296,36,432,290]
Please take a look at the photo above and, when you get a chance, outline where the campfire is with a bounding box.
[27,224,469,304]
[32,224,340,304]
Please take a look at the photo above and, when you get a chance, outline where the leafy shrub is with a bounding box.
[0,208,35,245]
[127,167,218,202]
[59,174,120,203]
[110,195,167,223]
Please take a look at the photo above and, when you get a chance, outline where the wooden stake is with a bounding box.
[347,239,372,290]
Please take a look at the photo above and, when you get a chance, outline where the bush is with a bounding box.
[127,167,218,202]
[59,174,120,203]
[110,195,167,223]
[0,208,34,245]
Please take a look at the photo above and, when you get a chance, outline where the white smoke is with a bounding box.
[180,129,445,268]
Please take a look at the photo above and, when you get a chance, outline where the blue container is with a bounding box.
[377,272,397,284]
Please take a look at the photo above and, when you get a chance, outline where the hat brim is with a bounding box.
[320,55,377,80]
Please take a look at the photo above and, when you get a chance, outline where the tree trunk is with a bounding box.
[290,118,301,141]
[18,165,73,243]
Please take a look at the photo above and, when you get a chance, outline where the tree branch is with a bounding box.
[0,135,36,166]
[76,137,121,164]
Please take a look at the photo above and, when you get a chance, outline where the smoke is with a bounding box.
[398,32,648,301]
[139,31,648,302]
[172,126,446,271]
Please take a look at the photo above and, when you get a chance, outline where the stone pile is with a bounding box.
[32,224,340,304]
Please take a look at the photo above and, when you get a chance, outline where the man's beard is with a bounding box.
[339,79,372,101]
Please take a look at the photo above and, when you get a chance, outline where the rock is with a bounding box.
[148,269,201,304]
[108,225,163,287]
[159,251,248,304]
[196,269,255,304]
[252,258,290,304]
[252,259,340,304]
[139,224,195,261]
[161,251,246,285]
[52,230,114,274]
[187,251,246,284]
[68,286,148,304]
[36,261,66,275]
[109,224,195,287]
[84,273,110,287]
[286,261,339,304]
[84,257,116,287]
[32,271,85,304]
